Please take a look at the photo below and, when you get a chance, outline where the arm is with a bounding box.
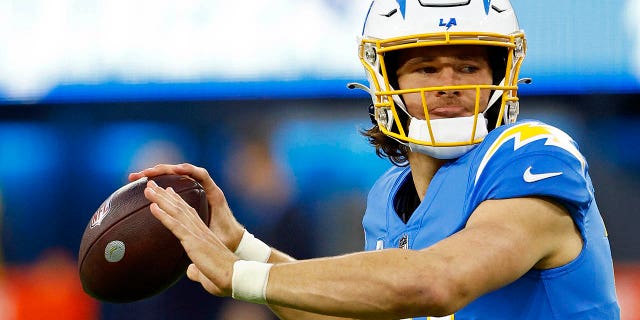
[146,177,582,319]
[264,197,582,318]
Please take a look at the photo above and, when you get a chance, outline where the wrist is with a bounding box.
[234,230,272,262]
[227,226,246,252]
[231,260,272,304]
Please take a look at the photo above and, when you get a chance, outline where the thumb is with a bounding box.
[186,263,227,296]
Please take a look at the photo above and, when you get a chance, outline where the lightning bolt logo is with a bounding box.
[395,0,407,19]
[475,123,586,184]
[484,0,492,15]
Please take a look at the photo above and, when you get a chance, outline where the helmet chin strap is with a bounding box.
[406,115,489,159]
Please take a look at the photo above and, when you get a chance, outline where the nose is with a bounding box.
[436,89,461,97]
[434,68,461,97]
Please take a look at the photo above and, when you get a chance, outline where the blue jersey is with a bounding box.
[363,120,620,319]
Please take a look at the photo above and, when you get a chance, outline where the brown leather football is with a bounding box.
[78,174,209,303]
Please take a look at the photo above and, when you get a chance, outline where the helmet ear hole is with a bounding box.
[485,46,508,132]
[487,47,508,86]
[381,51,401,92]
[484,95,502,131]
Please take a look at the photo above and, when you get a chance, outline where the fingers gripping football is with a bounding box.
[144,180,237,296]
[145,182,204,235]
[131,164,223,213]
[132,163,221,203]
[130,163,245,251]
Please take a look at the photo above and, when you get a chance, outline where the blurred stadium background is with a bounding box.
[0,0,639,319]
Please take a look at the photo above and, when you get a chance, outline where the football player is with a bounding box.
[131,0,621,318]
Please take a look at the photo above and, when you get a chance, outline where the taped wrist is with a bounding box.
[234,230,271,262]
[231,260,272,304]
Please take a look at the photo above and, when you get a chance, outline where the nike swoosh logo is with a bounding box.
[523,166,563,183]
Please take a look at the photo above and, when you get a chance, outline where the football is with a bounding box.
[78,174,209,303]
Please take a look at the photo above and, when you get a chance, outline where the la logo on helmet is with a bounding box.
[439,18,457,29]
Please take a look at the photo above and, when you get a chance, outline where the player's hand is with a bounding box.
[129,163,245,252]
[144,179,237,296]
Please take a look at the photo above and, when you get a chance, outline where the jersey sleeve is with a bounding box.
[469,122,594,217]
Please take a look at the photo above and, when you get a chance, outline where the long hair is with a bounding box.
[361,125,409,166]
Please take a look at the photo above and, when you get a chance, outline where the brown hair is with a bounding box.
[361,125,410,166]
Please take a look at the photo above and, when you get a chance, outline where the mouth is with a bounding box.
[428,106,471,119]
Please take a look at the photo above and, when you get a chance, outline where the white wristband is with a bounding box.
[234,230,271,262]
[231,260,273,304]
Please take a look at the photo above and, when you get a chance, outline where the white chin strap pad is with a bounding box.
[407,115,489,159]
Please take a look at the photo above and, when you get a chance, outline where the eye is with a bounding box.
[460,65,480,73]
[418,66,437,74]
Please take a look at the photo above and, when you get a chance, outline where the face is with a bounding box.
[393,45,494,120]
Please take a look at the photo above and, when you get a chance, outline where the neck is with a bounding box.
[407,152,447,201]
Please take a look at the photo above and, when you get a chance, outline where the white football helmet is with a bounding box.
[358,0,527,158]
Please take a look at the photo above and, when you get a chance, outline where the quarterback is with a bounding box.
[131,0,620,319]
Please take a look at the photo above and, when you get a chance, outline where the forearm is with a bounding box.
[232,230,355,319]
[264,249,441,320]
[229,231,425,319]
[260,199,565,319]
[267,249,358,320]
